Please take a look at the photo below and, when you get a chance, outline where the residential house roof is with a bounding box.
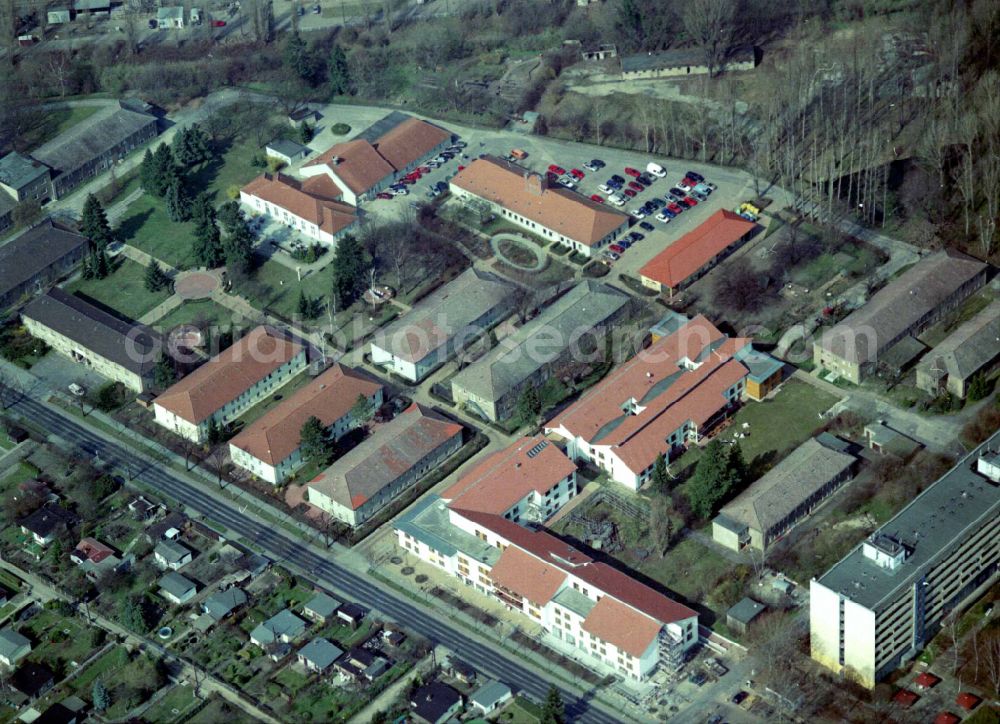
[154,326,305,425]
[726,597,766,625]
[368,115,451,170]
[229,363,383,466]
[12,662,54,698]
[374,268,512,365]
[156,6,183,21]
[159,572,196,600]
[639,210,756,289]
[71,537,115,564]
[241,173,357,237]
[154,539,192,565]
[451,281,629,407]
[32,702,77,724]
[916,299,1000,384]
[202,588,247,621]
[304,591,341,619]
[580,595,664,658]
[298,637,343,669]
[21,288,161,378]
[304,139,395,194]
[0,221,88,304]
[307,404,462,510]
[449,155,629,246]
[0,151,48,191]
[718,437,856,534]
[410,682,462,724]
[266,138,309,158]
[32,101,156,178]
[0,628,30,661]
[817,250,987,366]
[470,680,512,711]
[548,315,752,474]
[19,504,75,539]
[441,435,576,516]
[489,545,567,606]
[251,609,307,645]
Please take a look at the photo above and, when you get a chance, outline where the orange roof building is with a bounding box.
[441,436,577,523]
[448,156,630,257]
[639,210,757,294]
[547,314,754,490]
[240,173,358,245]
[153,326,308,443]
[228,364,384,484]
[300,112,451,205]
[306,404,463,527]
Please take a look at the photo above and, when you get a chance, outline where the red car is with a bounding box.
[548,164,566,176]
[609,244,626,254]
[457,165,465,171]
[623,188,637,198]
[211,19,226,26]
[589,194,605,203]
[627,181,644,192]
[666,202,684,214]
[405,172,420,182]
[418,166,431,174]
[679,196,698,207]
[624,167,641,177]
[400,178,416,185]
[570,169,585,180]
[376,192,393,200]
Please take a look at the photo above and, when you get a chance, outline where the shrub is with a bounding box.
[331,123,351,135]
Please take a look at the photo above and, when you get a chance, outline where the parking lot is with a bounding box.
[292,102,768,280]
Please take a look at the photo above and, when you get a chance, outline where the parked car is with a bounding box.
[590,194,605,203]
[690,189,709,201]
[609,244,626,254]
[632,177,649,188]
[624,166,641,177]
[603,250,620,261]
[731,691,749,705]
[668,187,686,200]
[647,162,667,178]
[561,178,577,189]
[376,192,393,200]
[610,174,625,184]
[570,168,585,180]
[693,182,713,196]
[598,184,613,194]
[618,239,632,249]
[630,208,647,218]
[609,195,626,206]
[638,173,656,185]
[677,180,694,192]
[391,187,409,196]
[313,4,321,12]
[639,221,655,232]
[148,18,158,28]
[646,197,665,209]
[585,159,605,171]
[627,181,644,192]
[629,231,645,242]
[548,164,566,175]
[211,19,226,26]
[666,202,684,214]
[622,188,637,198]
[68,383,86,397]
[655,210,673,222]
[686,170,705,182]
[679,196,698,207]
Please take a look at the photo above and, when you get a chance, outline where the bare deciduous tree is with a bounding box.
[680,0,737,77]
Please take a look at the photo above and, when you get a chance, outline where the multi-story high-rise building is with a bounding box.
[810,430,1000,687]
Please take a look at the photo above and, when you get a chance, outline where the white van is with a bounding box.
[646,162,667,178]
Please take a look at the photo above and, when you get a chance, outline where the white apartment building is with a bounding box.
[240,173,357,246]
[153,326,307,443]
[810,431,1000,687]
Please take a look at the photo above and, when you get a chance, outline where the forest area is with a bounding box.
[0,0,997,257]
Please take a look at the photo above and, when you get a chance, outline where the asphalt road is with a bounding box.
[7,391,619,724]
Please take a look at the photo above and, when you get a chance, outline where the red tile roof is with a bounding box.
[441,436,576,515]
[580,596,662,658]
[548,316,750,474]
[489,546,567,606]
[450,156,629,247]
[892,689,919,707]
[916,672,941,688]
[934,713,960,724]
[241,173,357,237]
[74,537,115,563]
[372,117,450,172]
[155,326,305,425]
[955,693,980,711]
[229,364,382,466]
[639,210,756,289]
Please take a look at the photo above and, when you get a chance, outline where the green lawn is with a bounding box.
[637,537,734,611]
[240,259,332,320]
[0,461,40,492]
[186,134,263,206]
[184,696,234,724]
[0,431,12,451]
[499,696,544,724]
[116,193,197,269]
[154,300,238,333]
[68,646,129,694]
[66,258,172,320]
[234,369,312,428]
[142,684,201,723]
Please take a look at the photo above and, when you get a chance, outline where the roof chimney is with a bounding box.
[331,156,342,166]
[525,172,546,196]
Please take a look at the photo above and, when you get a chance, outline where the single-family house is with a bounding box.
[250,609,307,647]
[240,173,358,246]
[265,139,310,165]
[470,680,513,715]
[229,363,384,484]
[336,603,366,628]
[297,638,343,673]
[335,647,390,681]
[726,597,766,634]
[21,288,162,392]
[154,326,308,443]
[156,6,185,27]
[19,505,75,546]
[0,628,31,667]
[371,268,514,382]
[70,538,123,579]
[300,112,451,205]
[154,539,193,570]
[306,404,463,527]
[302,591,342,623]
[12,662,54,700]
[409,682,464,724]
[159,572,197,605]
[449,156,630,257]
[202,588,248,622]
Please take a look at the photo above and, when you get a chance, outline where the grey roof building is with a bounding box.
[470,679,513,714]
[265,138,309,164]
[297,637,343,672]
[158,572,197,604]
[154,539,193,569]
[371,268,514,382]
[202,588,247,621]
[814,250,988,383]
[713,436,858,552]
[916,299,1000,398]
[0,627,31,666]
[303,591,341,621]
[810,429,1000,688]
[451,281,630,422]
[726,597,766,634]
[31,100,157,199]
[21,288,162,392]
[0,151,51,202]
[622,46,755,74]
[306,404,463,527]
[0,221,89,309]
[250,609,307,646]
